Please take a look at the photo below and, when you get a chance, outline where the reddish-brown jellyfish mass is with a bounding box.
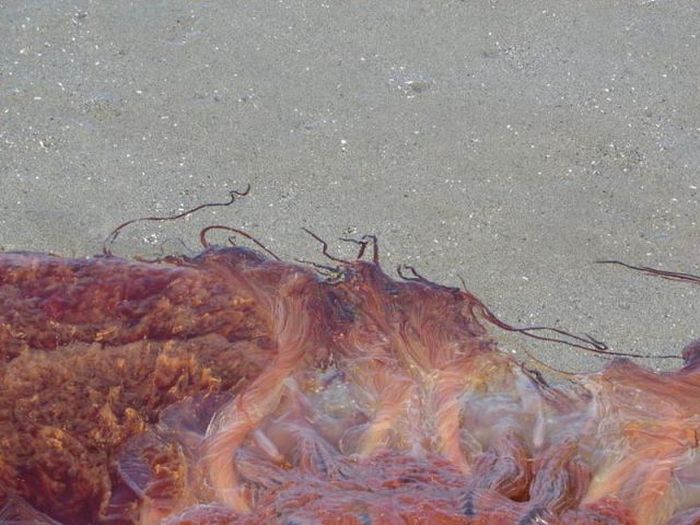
[0,217,699,524]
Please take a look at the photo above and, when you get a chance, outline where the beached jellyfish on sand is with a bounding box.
[1,193,698,525]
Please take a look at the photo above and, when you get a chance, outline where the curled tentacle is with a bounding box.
[103,186,250,257]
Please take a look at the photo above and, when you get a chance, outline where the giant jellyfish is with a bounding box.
[1,196,699,525]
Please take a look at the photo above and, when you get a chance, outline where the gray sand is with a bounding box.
[1,1,698,373]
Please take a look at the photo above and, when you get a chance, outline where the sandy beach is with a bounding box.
[1,1,698,373]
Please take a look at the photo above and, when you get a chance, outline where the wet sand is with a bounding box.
[1,1,698,373]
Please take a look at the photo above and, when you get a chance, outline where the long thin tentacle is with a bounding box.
[103,186,250,256]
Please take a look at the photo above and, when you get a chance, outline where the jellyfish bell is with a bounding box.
[0,240,699,524]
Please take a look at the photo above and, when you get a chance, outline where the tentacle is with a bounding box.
[302,228,351,264]
[456,274,680,360]
[338,234,379,263]
[339,236,370,260]
[199,225,281,261]
[103,186,250,256]
[597,260,700,285]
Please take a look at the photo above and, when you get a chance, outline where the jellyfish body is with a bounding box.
[0,247,698,524]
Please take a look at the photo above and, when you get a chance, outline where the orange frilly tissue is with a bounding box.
[0,245,698,525]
